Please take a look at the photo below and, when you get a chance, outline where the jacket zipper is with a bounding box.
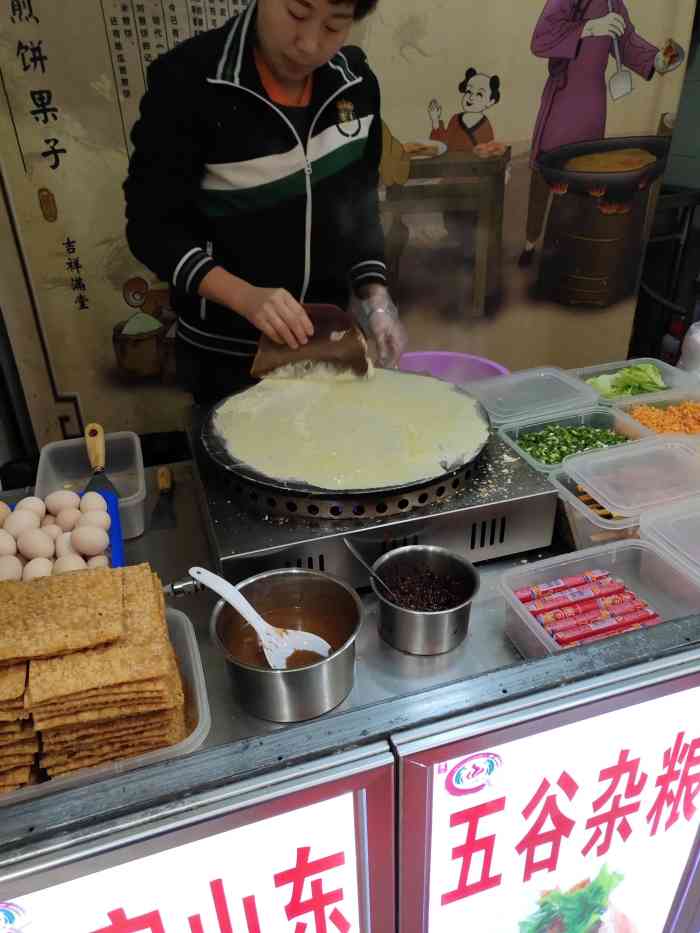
[208,77,360,303]
[200,240,213,320]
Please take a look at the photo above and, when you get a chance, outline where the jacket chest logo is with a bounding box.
[336,99,361,138]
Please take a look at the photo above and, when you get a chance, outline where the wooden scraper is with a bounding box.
[250,305,371,380]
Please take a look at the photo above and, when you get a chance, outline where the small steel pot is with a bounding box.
[371,546,480,656]
[210,569,363,722]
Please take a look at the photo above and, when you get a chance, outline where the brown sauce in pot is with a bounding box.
[220,605,354,671]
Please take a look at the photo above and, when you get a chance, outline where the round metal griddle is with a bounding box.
[200,373,492,521]
[536,135,670,201]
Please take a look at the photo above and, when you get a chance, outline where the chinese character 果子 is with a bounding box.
[29,88,58,124]
[41,137,66,170]
[90,908,166,933]
[648,732,700,835]
[275,846,351,933]
[441,798,506,905]
[10,0,39,23]
[516,772,578,883]
[16,38,46,72]
[583,749,647,858]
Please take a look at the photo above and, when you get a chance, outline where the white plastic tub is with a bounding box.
[499,405,649,474]
[551,469,639,550]
[614,388,700,431]
[465,366,598,426]
[35,432,146,539]
[0,608,210,807]
[500,541,700,658]
[571,357,693,405]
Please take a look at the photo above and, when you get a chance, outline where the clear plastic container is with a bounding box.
[550,469,639,550]
[0,608,210,808]
[566,435,700,518]
[615,388,700,429]
[499,405,650,474]
[571,357,693,405]
[500,541,700,658]
[464,367,598,426]
[640,497,700,581]
[35,432,146,539]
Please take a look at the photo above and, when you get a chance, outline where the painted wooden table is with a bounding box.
[384,147,511,317]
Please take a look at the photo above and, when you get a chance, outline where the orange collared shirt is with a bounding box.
[254,47,313,108]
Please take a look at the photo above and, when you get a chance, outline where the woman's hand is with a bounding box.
[582,13,625,39]
[428,99,442,129]
[238,285,314,349]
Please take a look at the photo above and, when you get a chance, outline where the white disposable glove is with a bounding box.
[351,287,408,369]
[582,13,625,39]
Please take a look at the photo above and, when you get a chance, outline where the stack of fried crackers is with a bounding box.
[0,563,187,792]
[0,664,38,793]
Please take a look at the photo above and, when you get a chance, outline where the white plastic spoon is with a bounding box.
[190,566,332,670]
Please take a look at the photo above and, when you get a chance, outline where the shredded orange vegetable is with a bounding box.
[629,401,700,434]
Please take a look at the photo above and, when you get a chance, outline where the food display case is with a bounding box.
[2,362,700,930]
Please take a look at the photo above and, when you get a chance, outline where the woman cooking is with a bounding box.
[124,0,406,405]
[519,0,684,268]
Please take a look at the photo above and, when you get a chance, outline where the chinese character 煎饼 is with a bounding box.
[275,846,352,933]
[583,749,647,858]
[41,137,66,170]
[16,38,47,72]
[516,771,578,883]
[29,88,58,124]
[10,0,39,24]
[441,798,506,905]
[648,732,700,835]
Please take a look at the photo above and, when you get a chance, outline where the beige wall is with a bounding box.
[354,0,695,155]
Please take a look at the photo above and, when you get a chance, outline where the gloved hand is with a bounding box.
[582,13,625,39]
[351,286,408,369]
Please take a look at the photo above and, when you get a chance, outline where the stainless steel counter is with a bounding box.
[1,463,699,867]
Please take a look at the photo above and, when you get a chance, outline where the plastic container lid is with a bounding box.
[465,367,598,425]
[566,435,700,518]
[640,496,700,579]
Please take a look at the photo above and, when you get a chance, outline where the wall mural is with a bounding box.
[0,0,695,441]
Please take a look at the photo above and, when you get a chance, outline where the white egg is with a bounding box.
[45,490,81,515]
[0,555,23,581]
[53,554,87,575]
[41,524,61,542]
[0,529,16,557]
[80,491,108,513]
[16,496,46,519]
[77,510,111,532]
[87,555,110,570]
[55,508,82,532]
[0,502,10,529]
[3,510,40,539]
[55,531,77,558]
[23,557,53,581]
[17,529,54,561]
[71,526,109,558]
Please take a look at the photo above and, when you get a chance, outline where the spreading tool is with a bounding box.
[608,0,633,101]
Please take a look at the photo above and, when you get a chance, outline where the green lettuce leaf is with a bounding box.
[519,865,623,933]
[587,363,667,399]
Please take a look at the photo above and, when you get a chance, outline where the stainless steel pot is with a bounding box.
[371,546,480,656]
[210,569,363,722]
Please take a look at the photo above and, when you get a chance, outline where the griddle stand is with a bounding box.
[190,409,557,586]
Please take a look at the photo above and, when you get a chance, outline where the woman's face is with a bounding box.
[257,0,355,86]
[462,74,493,114]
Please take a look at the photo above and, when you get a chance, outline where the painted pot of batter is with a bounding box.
[210,569,363,722]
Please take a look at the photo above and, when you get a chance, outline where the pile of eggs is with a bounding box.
[0,491,111,582]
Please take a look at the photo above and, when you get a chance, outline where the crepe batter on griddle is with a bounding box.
[213,370,489,491]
